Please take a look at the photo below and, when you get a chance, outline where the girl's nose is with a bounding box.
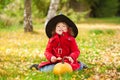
[59,26,63,29]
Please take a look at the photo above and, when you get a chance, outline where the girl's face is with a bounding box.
[55,22,68,35]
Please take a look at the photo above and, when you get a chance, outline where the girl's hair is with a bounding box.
[52,22,74,37]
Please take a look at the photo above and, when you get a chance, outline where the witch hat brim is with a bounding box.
[45,14,78,38]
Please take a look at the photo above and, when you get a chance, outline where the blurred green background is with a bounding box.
[0,0,120,29]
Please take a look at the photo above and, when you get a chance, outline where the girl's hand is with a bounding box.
[57,57,62,60]
[51,56,57,63]
[66,56,74,63]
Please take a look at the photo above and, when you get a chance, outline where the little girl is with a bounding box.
[30,14,87,72]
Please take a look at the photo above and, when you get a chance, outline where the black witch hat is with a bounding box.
[45,14,78,38]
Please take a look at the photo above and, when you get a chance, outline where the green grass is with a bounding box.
[0,23,120,80]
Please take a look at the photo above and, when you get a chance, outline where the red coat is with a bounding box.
[38,32,80,70]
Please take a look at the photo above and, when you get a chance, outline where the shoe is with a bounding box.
[80,62,88,69]
[83,64,88,69]
[30,64,39,70]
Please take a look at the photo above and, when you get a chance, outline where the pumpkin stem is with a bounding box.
[62,56,66,64]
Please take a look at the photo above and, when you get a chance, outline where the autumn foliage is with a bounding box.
[0,24,120,80]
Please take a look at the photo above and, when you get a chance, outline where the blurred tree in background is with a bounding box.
[24,0,33,32]
[0,0,120,28]
[45,0,60,26]
[90,0,119,17]
[117,0,120,16]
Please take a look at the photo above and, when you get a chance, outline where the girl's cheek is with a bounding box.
[63,29,67,32]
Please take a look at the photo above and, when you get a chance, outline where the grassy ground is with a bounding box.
[0,23,120,80]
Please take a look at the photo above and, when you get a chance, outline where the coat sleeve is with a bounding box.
[44,39,54,61]
[69,37,80,61]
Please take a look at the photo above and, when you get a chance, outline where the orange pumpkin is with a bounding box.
[53,57,73,75]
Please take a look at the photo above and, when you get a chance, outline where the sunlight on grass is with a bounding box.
[0,23,120,80]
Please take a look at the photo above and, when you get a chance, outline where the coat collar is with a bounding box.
[49,32,71,43]
[53,32,70,38]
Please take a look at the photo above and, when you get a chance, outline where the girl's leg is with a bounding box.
[39,64,55,72]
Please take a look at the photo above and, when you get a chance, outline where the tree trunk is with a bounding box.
[45,0,60,27]
[24,0,33,32]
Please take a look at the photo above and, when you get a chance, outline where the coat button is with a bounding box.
[58,48,62,54]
